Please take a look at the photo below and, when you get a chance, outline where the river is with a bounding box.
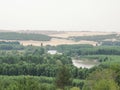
[72,59,99,69]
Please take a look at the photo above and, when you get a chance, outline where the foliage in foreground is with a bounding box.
[0,75,82,90]
[55,65,72,89]
[83,63,120,90]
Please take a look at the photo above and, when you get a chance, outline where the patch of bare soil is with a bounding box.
[0,31,116,46]
[20,38,97,46]
[48,31,112,38]
[18,31,113,46]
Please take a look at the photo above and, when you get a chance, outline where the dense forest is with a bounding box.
[0,41,120,90]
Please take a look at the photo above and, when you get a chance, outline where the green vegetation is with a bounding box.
[0,41,120,90]
[0,76,55,90]
[68,34,119,42]
[83,63,120,90]
[52,45,120,56]
[102,41,120,46]
[0,32,51,41]
[0,41,24,50]
[0,75,84,90]
[55,65,72,89]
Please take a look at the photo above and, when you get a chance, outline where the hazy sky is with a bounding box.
[0,0,120,31]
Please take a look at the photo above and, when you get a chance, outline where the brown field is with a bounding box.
[19,31,113,46]
[48,31,112,38]
[20,38,97,46]
[0,30,116,46]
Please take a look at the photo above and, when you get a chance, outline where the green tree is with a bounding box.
[70,87,80,90]
[93,79,119,90]
[82,69,119,90]
[55,65,72,90]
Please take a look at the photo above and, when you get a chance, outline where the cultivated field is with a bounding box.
[19,31,113,46]
[0,30,118,46]
[48,31,113,38]
[20,38,97,46]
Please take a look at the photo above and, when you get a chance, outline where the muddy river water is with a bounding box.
[72,59,100,68]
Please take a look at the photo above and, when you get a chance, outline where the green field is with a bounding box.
[0,32,51,41]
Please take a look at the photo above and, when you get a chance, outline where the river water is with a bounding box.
[72,59,99,69]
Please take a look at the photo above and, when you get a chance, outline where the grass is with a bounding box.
[80,55,120,62]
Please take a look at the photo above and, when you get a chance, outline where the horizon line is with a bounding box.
[0,29,119,33]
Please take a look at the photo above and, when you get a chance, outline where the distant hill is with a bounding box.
[0,32,51,41]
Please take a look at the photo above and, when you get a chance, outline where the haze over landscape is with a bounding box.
[0,0,120,32]
[0,0,120,90]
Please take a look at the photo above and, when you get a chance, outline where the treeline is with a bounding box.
[0,41,24,50]
[46,44,93,54]
[50,44,120,56]
[0,41,20,44]
[0,32,51,41]
[102,41,120,46]
[68,34,118,42]
[74,46,120,56]
[0,63,89,79]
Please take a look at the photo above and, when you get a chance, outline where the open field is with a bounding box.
[20,38,97,46]
[19,31,116,46]
[0,30,119,46]
[47,31,113,38]
[17,30,114,38]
